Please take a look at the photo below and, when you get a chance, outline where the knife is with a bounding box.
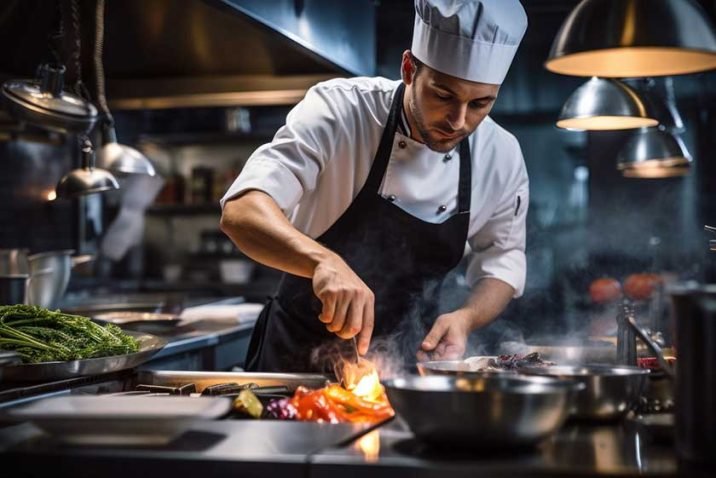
[351,337,360,364]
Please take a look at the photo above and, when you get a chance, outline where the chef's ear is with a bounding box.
[401,50,418,84]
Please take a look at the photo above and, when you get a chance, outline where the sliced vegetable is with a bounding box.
[233,389,263,419]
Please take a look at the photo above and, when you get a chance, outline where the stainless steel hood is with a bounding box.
[0,0,376,110]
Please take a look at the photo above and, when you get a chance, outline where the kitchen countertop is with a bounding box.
[1,410,707,478]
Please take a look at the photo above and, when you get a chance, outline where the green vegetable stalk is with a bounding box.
[0,305,140,363]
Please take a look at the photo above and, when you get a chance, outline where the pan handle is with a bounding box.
[626,315,675,380]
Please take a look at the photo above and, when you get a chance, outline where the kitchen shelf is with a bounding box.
[146,204,221,215]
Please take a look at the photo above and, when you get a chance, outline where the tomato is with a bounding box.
[623,273,662,301]
[589,277,622,304]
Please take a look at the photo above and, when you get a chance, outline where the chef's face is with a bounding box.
[401,50,499,153]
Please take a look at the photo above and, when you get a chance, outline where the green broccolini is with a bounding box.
[0,305,140,363]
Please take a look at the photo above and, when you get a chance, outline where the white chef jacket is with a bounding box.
[221,77,529,297]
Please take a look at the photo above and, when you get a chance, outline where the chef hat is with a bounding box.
[411,0,528,85]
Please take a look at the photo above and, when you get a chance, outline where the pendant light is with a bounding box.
[56,137,120,197]
[546,0,716,78]
[92,0,155,177]
[1,64,98,135]
[617,127,691,179]
[556,77,658,131]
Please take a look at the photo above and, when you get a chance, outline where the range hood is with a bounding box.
[0,0,376,110]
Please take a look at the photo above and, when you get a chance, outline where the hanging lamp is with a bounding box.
[56,137,120,197]
[92,0,155,176]
[546,0,716,78]
[556,77,658,131]
[617,127,691,178]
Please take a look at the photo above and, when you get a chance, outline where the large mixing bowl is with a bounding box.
[382,374,582,449]
[518,365,650,421]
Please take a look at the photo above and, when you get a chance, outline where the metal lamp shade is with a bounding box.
[617,127,691,178]
[557,78,658,131]
[97,123,156,176]
[546,0,716,77]
[56,138,120,198]
[56,168,120,197]
[1,64,98,134]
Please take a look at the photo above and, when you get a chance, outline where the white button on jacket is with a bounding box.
[221,77,529,297]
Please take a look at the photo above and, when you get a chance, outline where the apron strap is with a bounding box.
[457,136,472,214]
[364,83,405,193]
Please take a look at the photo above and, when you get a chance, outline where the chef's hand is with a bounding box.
[313,253,374,355]
[417,311,471,361]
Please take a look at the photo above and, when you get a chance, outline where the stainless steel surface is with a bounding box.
[557,77,657,131]
[416,356,516,378]
[0,249,29,275]
[617,301,638,366]
[0,330,167,382]
[669,283,716,467]
[26,249,74,309]
[383,375,582,449]
[518,365,650,421]
[56,138,119,198]
[617,128,691,178]
[92,311,182,326]
[0,350,21,367]
[625,316,675,380]
[135,370,330,392]
[1,64,98,134]
[546,0,716,77]
[311,418,676,477]
[0,0,376,110]
[500,339,616,364]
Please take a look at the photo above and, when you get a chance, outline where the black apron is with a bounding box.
[245,83,472,373]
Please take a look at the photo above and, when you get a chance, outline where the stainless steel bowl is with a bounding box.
[383,374,583,449]
[518,365,650,421]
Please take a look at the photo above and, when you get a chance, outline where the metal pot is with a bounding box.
[500,338,617,364]
[383,374,583,449]
[669,283,716,469]
[26,250,94,309]
[518,364,650,421]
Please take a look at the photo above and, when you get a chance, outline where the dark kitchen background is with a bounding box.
[0,0,715,352]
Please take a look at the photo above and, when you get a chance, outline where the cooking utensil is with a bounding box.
[0,249,29,275]
[383,374,583,449]
[3,395,231,446]
[0,350,21,366]
[417,356,510,378]
[500,339,617,364]
[625,315,675,379]
[670,283,716,468]
[350,337,360,364]
[518,364,650,421]
[26,249,95,309]
[0,330,167,382]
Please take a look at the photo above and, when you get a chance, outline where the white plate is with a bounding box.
[6,395,232,445]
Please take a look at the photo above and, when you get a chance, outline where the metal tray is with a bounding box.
[0,331,167,382]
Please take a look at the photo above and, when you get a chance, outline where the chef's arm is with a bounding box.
[419,278,514,360]
[458,277,515,330]
[220,190,375,354]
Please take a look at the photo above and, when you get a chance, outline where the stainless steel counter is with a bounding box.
[310,416,682,478]
[1,411,703,478]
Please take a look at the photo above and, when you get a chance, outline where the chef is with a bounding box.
[220,0,529,372]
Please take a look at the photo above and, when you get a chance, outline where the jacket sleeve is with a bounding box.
[465,144,529,298]
[220,83,347,213]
